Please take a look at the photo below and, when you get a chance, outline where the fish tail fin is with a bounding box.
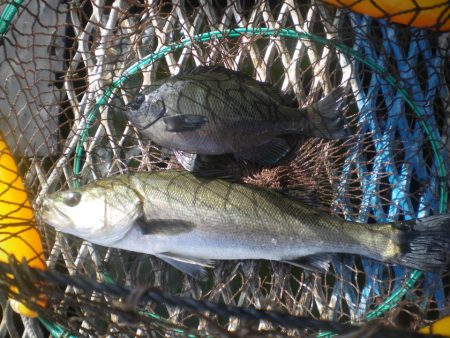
[306,87,347,140]
[390,214,450,271]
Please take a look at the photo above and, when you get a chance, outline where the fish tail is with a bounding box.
[306,87,347,140]
[390,214,450,271]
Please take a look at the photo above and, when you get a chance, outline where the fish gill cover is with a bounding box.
[0,0,449,336]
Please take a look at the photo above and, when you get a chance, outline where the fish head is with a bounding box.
[40,178,143,244]
[125,90,166,130]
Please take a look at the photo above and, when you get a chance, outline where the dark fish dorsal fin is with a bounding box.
[180,65,253,80]
[135,218,196,235]
[163,114,207,132]
[156,252,214,279]
[180,65,295,106]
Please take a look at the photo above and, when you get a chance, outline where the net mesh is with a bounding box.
[0,0,449,336]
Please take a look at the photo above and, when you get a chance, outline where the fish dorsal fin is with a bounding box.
[163,114,207,132]
[236,138,291,166]
[135,218,196,236]
[283,254,333,273]
[174,150,198,172]
[156,252,214,279]
[181,65,295,105]
[180,65,254,80]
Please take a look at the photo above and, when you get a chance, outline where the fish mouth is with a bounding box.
[127,94,145,110]
[40,199,73,230]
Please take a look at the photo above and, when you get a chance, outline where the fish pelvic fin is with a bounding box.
[305,86,347,140]
[156,252,213,279]
[174,150,198,171]
[389,214,450,272]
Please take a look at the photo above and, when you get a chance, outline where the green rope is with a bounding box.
[67,27,446,335]
[39,318,74,338]
[0,0,24,36]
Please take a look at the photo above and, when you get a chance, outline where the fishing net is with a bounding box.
[0,0,449,336]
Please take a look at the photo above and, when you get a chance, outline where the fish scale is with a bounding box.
[41,171,450,277]
[125,66,348,170]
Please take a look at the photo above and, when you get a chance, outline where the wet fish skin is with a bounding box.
[41,171,450,277]
[125,66,347,169]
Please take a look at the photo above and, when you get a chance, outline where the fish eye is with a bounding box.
[63,191,82,207]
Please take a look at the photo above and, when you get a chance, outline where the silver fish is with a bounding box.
[125,66,347,170]
[41,171,449,277]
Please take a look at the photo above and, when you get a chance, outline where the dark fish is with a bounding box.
[41,171,450,278]
[125,66,347,171]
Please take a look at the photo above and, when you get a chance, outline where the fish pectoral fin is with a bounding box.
[279,187,322,209]
[156,252,214,279]
[135,217,196,235]
[236,138,291,166]
[163,114,207,132]
[283,254,333,273]
[174,150,198,171]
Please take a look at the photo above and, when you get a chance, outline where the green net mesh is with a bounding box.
[0,0,449,337]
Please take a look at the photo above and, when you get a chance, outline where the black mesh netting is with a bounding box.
[0,0,449,337]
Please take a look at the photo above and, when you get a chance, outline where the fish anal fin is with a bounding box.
[283,254,333,273]
[237,138,290,166]
[156,252,214,279]
[163,114,207,132]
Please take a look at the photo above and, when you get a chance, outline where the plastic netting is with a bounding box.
[0,0,449,337]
